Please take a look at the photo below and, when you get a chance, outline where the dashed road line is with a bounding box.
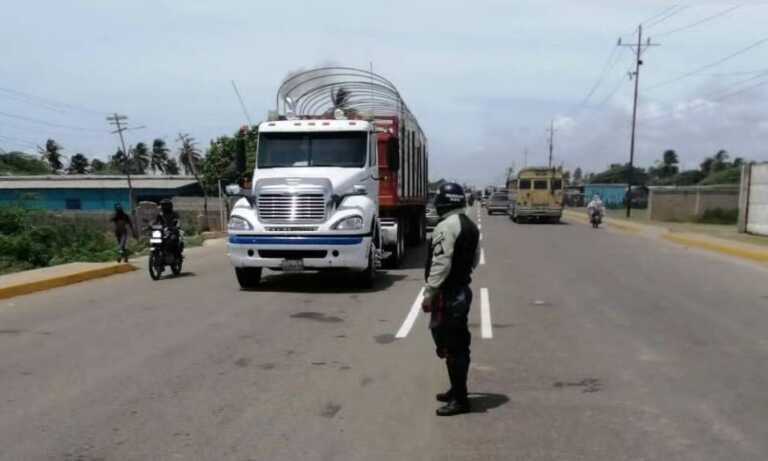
[395,288,424,339]
[480,248,486,265]
[480,288,492,339]
[479,233,483,241]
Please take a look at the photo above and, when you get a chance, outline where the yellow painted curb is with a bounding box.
[0,264,137,300]
[663,234,768,264]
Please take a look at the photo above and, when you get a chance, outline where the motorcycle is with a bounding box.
[590,209,603,229]
[148,224,184,280]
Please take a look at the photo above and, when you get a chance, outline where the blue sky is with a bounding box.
[2,0,768,185]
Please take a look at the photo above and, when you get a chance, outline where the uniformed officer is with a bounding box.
[422,182,480,416]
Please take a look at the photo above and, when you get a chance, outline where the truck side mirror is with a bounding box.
[388,139,400,171]
[225,184,255,207]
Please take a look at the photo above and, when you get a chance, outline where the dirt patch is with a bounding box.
[320,402,342,418]
[290,312,343,323]
[234,357,251,368]
[374,334,395,344]
[553,378,602,393]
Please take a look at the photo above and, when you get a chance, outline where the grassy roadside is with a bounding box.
[569,207,768,248]
[0,207,208,275]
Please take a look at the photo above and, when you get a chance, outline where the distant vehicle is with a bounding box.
[590,209,602,228]
[510,167,564,223]
[486,191,509,215]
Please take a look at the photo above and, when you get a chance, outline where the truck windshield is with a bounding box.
[258,132,367,168]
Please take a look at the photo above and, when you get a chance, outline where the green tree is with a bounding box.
[177,133,202,176]
[39,139,64,173]
[131,142,149,174]
[111,149,128,173]
[0,151,50,175]
[150,138,169,174]
[712,149,729,173]
[90,158,107,173]
[590,164,648,185]
[202,136,237,191]
[177,133,208,229]
[164,157,180,175]
[67,153,89,174]
[700,157,714,176]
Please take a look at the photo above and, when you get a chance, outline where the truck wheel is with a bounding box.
[356,242,376,288]
[235,267,262,289]
[384,226,404,269]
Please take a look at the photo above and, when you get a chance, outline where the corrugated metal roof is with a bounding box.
[0,175,198,190]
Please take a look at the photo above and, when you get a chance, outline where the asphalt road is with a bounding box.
[3,206,768,460]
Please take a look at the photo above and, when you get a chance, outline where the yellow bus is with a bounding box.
[509,167,564,223]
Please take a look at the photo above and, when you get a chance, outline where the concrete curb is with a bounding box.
[0,263,137,300]
[663,233,768,264]
[563,209,768,265]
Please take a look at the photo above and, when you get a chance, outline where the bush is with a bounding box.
[0,206,121,270]
[697,208,738,225]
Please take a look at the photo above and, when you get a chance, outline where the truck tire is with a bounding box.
[235,267,262,289]
[384,225,404,269]
[355,242,376,288]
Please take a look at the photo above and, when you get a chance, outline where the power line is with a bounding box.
[640,5,681,26]
[0,87,108,116]
[654,5,743,38]
[646,36,768,90]
[639,72,768,124]
[568,46,621,116]
[0,110,106,132]
[644,5,690,29]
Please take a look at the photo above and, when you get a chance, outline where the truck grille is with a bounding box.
[257,194,326,223]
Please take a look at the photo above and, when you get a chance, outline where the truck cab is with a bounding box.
[227,118,380,288]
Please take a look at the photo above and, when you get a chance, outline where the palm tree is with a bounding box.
[151,138,169,174]
[164,157,180,175]
[39,139,64,173]
[131,142,150,174]
[67,153,90,174]
[111,149,129,173]
[177,134,202,175]
[177,133,208,229]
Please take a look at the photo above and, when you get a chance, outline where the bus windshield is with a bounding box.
[258,132,367,168]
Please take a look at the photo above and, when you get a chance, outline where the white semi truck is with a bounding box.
[226,67,428,288]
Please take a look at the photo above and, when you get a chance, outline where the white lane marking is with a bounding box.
[395,288,424,339]
[481,288,493,339]
[479,233,483,241]
[478,224,482,230]
[480,248,486,265]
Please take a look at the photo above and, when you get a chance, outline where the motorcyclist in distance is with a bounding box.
[587,194,605,220]
[154,199,182,255]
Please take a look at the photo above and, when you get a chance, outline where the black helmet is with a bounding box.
[160,198,173,213]
[434,182,466,215]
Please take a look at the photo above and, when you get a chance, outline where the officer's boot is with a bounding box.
[436,355,471,416]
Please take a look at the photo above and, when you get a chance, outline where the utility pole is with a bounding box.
[107,114,135,216]
[547,120,555,168]
[619,25,659,217]
[107,114,145,218]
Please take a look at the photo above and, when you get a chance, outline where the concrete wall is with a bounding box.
[649,186,739,222]
[739,163,768,236]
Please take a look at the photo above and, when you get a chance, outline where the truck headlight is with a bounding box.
[228,216,253,231]
[332,215,363,230]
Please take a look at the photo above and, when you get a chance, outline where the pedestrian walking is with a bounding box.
[422,183,480,416]
[110,203,136,263]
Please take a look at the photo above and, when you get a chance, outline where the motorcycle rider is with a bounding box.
[154,199,182,255]
[587,194,605,221]
[422,183,480,416]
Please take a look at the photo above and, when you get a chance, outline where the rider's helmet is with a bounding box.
[434,182,467,216]
[160,198,174,214]
[593,194,601,202]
